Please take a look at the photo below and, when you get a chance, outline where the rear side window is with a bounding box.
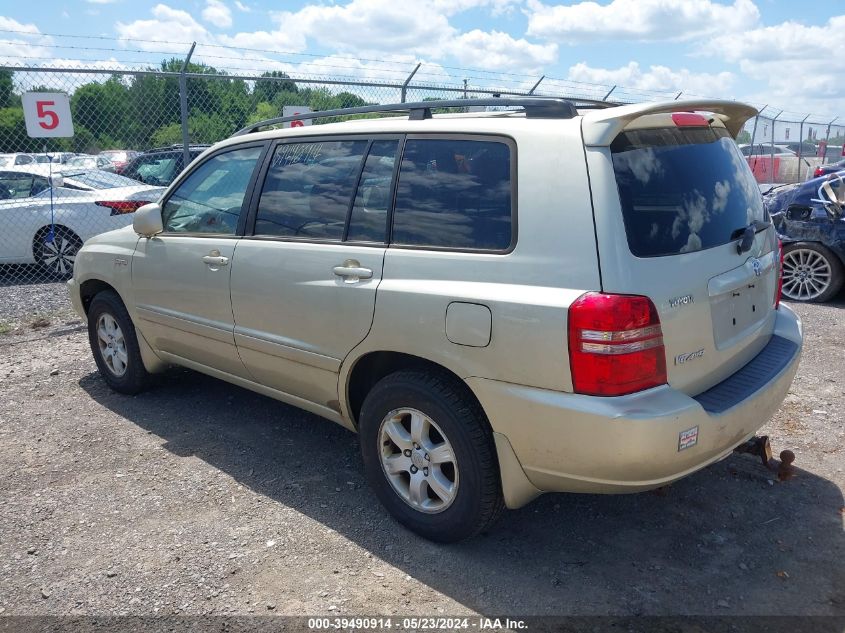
[611,127,766,257]
[255,140,368,239]
[392,138,513,250]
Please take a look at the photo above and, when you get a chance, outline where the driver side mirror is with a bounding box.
[133,203,164,237]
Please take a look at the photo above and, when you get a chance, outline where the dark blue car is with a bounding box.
[763,173,845,302]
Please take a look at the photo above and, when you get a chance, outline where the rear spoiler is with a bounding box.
[581,99,758,146]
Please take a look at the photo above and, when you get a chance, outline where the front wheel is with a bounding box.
[87,290,150,394]
[781,242,844,302]
[358,370,504,542]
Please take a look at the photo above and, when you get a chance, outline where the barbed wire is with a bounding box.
[0,28,841,123]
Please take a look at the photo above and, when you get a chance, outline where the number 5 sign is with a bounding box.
[22,92,74,138]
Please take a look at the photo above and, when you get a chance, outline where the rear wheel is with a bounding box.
[358,370,503,542]
[87,290,150,394]
[33,226,82,279]
[781,242,844,302]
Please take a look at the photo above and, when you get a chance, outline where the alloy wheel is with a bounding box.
[96,313,129,377]
[782,248,832,301]
[378,407,459,514]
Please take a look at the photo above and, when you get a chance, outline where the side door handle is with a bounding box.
[332,259,373,283]
[202,250,229,268]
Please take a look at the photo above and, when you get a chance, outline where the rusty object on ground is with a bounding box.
[733,436,796,481]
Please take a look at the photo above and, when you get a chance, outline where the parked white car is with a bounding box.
[66,155,116,172]
[0,165,163,277]
[69,98,803,542]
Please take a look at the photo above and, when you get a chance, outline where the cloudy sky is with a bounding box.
[0,0,842,117]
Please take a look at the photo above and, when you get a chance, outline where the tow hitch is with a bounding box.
[733,435,796,481]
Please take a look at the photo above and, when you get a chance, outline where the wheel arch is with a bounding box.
[78,278,167,374]
[345,350,479,431]
[79,278,121,315]
[344,349,540,510]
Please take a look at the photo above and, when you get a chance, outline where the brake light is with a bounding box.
[775,239,784,309]
[568,293,667,396]
[671,112,709,127]
[814,166,825,178]
[95,200,150,215]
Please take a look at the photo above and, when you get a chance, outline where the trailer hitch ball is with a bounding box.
[733,436,796,481]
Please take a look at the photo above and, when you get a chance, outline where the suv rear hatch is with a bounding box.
[582,101,779,396]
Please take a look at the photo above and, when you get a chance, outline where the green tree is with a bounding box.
[253,71,297,104]
[0,70,14,109]
[736,130,751,144]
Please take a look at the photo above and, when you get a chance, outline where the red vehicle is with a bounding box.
[98,150,140,174]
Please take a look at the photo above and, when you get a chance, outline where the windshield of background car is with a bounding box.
[611,126,766,257]
[62,171,142,190]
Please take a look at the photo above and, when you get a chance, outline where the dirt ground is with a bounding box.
[0,298,843,619]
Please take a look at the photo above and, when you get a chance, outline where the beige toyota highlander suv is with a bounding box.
[69,98,803,542]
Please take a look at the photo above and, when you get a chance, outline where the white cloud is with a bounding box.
[566,61,735,97]
[0,17,53,63]
[703,15,845,114]
[526,0,759,43]
[446,30,557,72]
[115,4,214,53]
[234,1,251,12]
[271,0,455,57]
[432,0,518,16]
[202,0,233,29]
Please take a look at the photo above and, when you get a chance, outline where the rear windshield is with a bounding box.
[611,127,766,257]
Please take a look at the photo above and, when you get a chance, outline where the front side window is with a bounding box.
[254,140,368,239]
[0,173,38,199]
[611,126,766,257]
[162,146,262,234]
[391,138,513,250]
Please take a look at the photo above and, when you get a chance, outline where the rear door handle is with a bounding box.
[333,259,372,283]
[202,251,229,267]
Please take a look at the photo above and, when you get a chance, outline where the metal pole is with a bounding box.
[602,85,616,101]
[179,41,196,168]
[747,104,766,185]
[798,114,810,177]
[463,78,468,100]
[770,109,782,187]
[825,116,838,146]
[400,63,421,104]
[674,91,683,100]
[528,75,545,95]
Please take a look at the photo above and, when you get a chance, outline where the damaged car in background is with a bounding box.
[763,173,845,302]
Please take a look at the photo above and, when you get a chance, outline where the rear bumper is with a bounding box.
[470,304,802,506]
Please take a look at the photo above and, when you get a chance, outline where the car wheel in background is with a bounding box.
[33,226,83,279]
[781,242,844,303]
[87,290,150,395]
[358,370,504,543]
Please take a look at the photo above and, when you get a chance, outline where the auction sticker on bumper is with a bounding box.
[678,426,699,451]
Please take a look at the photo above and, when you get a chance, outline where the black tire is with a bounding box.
[33,226,82,280]
[782,241,844,303]
[359,370,504,543]
[87,290,150,395]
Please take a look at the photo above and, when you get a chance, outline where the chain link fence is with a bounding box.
[0,61,842,323]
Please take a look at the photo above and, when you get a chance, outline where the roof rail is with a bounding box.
[233,97,610,136]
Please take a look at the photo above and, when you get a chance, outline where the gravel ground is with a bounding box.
[0,267,73,325]
[0,300,842,619]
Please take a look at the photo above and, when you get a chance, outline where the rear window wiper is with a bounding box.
[731,220,771,254]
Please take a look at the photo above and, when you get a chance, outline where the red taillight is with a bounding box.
[568,292,667,396]
[775,239,784,309]
[671,112,709,127]
[814,166,825,178]
[95,200,150,215]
